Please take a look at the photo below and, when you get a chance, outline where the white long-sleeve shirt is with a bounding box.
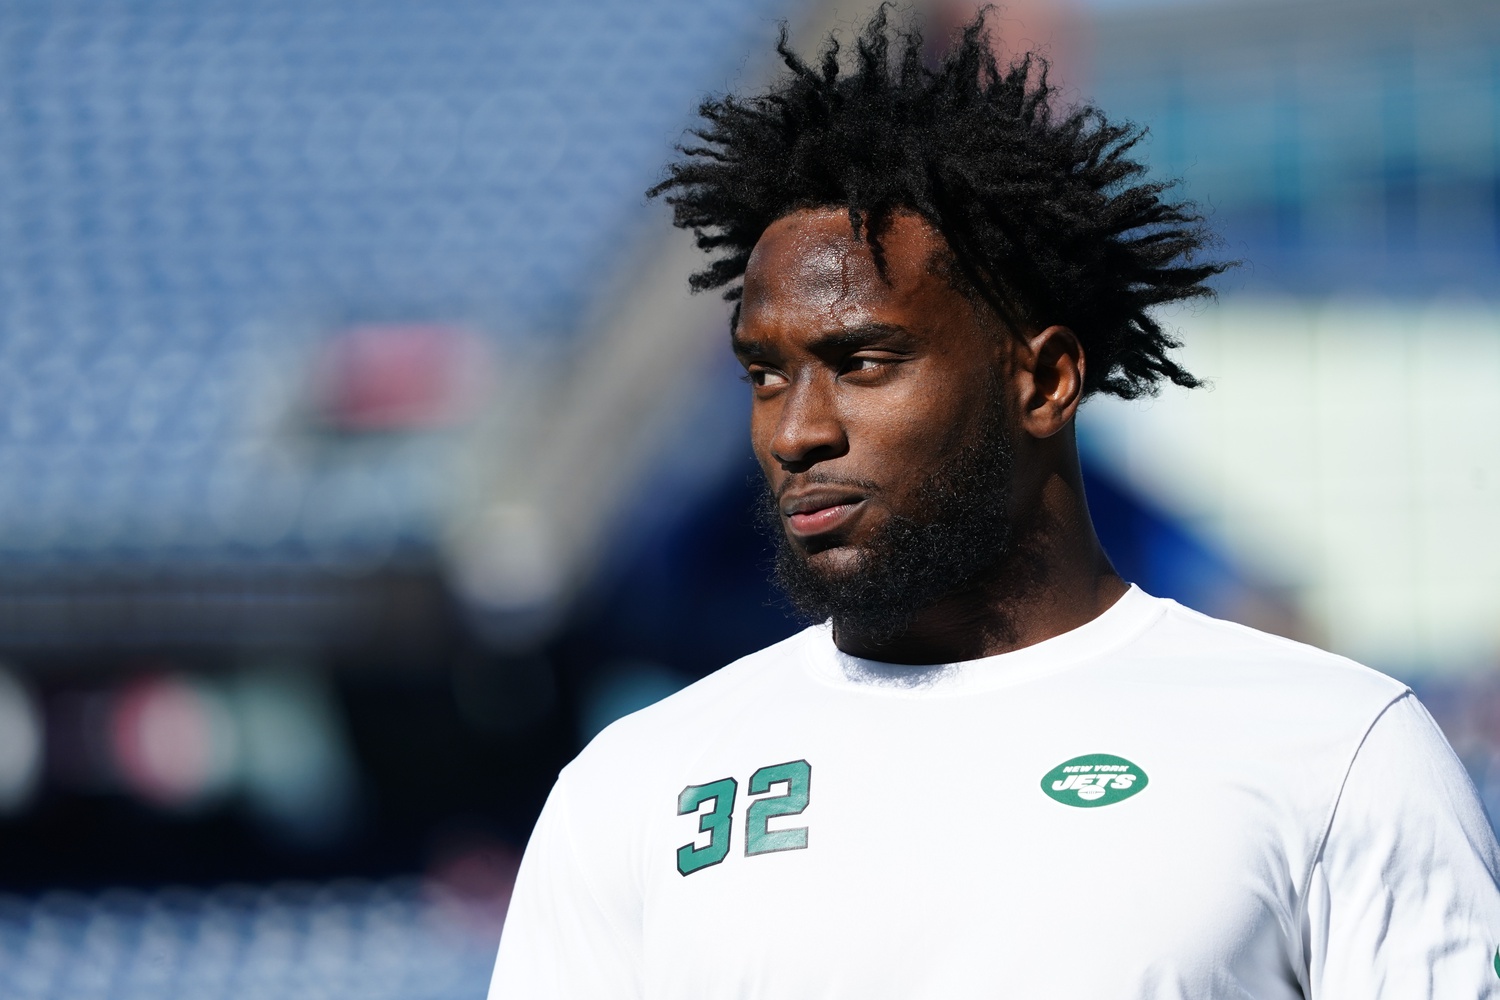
[491,587,1500,998]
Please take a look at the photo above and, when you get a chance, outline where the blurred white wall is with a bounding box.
[1083,299,1500,676]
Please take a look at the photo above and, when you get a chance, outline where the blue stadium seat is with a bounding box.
[0,0,789,567]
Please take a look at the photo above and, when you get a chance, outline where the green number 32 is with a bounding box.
[676,759,811,876]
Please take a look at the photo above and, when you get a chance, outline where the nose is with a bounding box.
[768,375,847,472]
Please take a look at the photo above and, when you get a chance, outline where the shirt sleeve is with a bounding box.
[1304,690,1500,998]
[488,770,644,1000]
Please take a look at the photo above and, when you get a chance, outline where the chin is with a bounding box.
[796,542,866,578]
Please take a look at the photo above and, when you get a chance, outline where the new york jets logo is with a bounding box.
[1041,753,1149,808]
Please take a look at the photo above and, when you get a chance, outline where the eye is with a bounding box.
[839,354,897,377]
[740,367,788,388]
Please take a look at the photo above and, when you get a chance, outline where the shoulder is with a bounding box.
[1094,593,1413,764]
[1135,595,1409,704]
[560,625,823,783]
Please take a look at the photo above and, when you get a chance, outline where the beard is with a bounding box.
[759,395,1018,649]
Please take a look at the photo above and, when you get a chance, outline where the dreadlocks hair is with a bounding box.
[647,4,1231,399]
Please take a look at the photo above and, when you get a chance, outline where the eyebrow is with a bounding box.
[732,322,914,360]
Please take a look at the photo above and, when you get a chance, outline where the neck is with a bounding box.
[832,457,1127,665]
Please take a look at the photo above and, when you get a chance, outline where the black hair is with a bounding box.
[648,5,1231,399]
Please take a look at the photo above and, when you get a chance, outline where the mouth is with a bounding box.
[780,491,868,539]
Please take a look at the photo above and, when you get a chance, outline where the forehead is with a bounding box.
[739,208,957,333]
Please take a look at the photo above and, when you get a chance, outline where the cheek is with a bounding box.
[748,399,800,486]
[748,402,779,466]
[844,376,981,468]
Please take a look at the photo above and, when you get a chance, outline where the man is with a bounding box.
[490,10,1500,997]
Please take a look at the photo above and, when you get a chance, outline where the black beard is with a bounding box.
[760,404,1016,649]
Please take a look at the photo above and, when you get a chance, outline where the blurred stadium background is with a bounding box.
[0,0,1497,995]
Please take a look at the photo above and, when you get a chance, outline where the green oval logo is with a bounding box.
[1040,753,1149,808]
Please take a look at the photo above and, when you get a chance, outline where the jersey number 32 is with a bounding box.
[676,759,812,876]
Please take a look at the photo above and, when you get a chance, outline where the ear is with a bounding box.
[1016,325,1085,439]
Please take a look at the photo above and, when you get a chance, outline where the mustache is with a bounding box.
[773,472,883,504]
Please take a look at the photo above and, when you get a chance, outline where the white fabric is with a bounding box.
[489,587,1500,998]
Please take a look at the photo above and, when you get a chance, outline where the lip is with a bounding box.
[780,489,868,538]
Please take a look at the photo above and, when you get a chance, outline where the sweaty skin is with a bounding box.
[734,207,1127,664]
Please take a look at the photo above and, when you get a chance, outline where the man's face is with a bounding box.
[735,207,1021,642]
